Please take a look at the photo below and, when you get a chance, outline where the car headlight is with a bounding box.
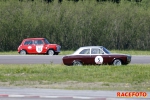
[56,45,61,52]
[127,55,131,62]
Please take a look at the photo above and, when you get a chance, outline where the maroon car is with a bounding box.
[62,46,131,66]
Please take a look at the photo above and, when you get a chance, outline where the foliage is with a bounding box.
[0,0,150,51]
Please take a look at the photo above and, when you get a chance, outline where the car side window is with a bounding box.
[79,49,90,54]
[91,48,104,54]
[34,40,44,45]
[24,40,33,45]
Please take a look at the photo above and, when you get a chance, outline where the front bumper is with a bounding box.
[56,45,61,52]
[127,55,132,63]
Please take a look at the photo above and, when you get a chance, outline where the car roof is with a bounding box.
[72,46,107,55]
[79,46,104,49]
[23,38,45,40]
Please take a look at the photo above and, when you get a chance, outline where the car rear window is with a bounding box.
[79,49,90,54]
[24,40,33,45]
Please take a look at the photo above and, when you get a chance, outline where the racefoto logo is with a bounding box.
[117,92,147,98]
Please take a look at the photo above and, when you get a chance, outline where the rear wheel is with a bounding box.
[47,50,54,55]
[113,59,122,66]
[73,60,82,66]
[20,50,26,55]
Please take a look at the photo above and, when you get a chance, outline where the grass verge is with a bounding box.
[0,64,150,91]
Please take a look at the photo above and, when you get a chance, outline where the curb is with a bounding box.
[0,94,149,100]
[0,94,106,100]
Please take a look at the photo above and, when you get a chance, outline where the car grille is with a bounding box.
[127,55,131,62]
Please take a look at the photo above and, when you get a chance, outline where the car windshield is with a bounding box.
[72,48,80,54]
[101,47,111,54]
[44,39,50,44]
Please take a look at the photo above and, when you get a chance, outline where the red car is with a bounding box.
[62,46,131,66]
[18,38,61,55]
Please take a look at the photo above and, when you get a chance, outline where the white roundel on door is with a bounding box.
[95,56,103,64]
[36,46,43,53]
[28,46,32,49]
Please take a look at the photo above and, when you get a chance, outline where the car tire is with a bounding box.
[113,59,122,66]
[20,50,26,55]
[48,50,54,55]
[73,60,82,66]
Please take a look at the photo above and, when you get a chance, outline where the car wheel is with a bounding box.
[73,60,82,66]
[113,59,122,66]
[48,50,54,55]
[20,50,26,55]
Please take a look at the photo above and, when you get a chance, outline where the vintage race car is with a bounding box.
[18,38,61,55]
[62,46,131,66]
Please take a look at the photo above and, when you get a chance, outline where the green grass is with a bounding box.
[0,64,150,91]
[0,50,150,55]
[111,50,150,55]
[0,51,18,55]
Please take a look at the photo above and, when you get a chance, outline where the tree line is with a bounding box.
[0,0,150,51]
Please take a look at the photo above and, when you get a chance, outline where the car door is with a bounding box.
[23,40,34,54]
[76,48,93,65]
[32,39,44,54]
[90,48,110,65]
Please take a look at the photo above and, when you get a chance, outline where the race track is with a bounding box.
[0,55,150,64]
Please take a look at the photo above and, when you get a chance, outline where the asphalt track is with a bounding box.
[0,55,150,64]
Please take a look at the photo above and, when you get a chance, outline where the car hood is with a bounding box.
[46,44,61,47]
[109,53,131,56]
[47,44,58,45]
[108,53,129,55]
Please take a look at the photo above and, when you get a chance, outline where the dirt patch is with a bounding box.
[0,81,149,91]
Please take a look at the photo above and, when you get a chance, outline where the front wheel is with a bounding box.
[73,60,82,66]
[113,59,122,66]
[47,50,54,55]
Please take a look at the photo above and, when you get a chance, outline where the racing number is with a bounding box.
[95,56,103,64]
